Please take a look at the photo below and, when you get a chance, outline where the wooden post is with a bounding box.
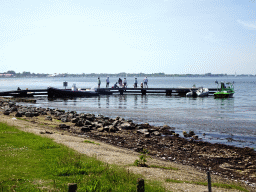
[68,183,77,192]
[141,89,146,95]
[119,90,124,95]
[166,89,172,96]
[207,171,211,192]
[137,178,144,192]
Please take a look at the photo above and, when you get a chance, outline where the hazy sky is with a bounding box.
[0,0,255,74]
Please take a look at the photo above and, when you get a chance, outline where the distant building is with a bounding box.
[0,73,13,77]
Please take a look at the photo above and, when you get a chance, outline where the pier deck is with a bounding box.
[96,87,217,95]
[0,87,217,97]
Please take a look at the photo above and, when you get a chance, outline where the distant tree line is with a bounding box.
[0,70,254,78]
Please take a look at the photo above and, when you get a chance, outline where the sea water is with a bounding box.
[0,76,255,149]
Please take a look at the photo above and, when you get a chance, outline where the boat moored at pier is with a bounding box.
[214,82,235,98]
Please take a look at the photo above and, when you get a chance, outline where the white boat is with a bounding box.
[186,89,197,97]
[196,87,209,97]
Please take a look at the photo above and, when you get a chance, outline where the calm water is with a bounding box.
[1,76,256,149]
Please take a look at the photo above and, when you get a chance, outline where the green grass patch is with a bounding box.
[165,179,249,192]
[149,165,178,170]
[84,140,100,145]
[16,117,29,121]
[0,122,167,191]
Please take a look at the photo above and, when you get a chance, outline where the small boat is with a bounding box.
[47,87,99,98]
[186,84,197,97]
[186,89,197,97]
[196,87,209,97]
[214,82,235,98]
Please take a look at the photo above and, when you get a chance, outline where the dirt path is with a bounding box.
[1,113,250,192]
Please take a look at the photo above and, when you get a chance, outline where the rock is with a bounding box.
[81,127,91,132]
[120,122,132,129]
[75,120,84,127]
[137,129,149,134]
[113,120,119,127]
[45,131,53,134]
[61,117,68,122]
[192,135,199,140]
[79,113,87,119]
[59,124,70,129]
[32,112,39,117]
[84,120,92,125]
[142,123,150,128]
[188,131,195,137]
[148,128,157,133]
[45,116,52,121]
[41,111,47,115]
[95,123,103,128]
[10,106,18,112]
[183,131,188,137]
[153,131,161,136]
[3,110,10,115]
[71,118,79,123]
[25,112,33,117]
[163,124,170,129]
[15,112,23,117]
[86,114,95,121]
[109,125,118,132]
[97,127,104,132]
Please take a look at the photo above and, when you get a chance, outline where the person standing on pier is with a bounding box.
[143,77,148,88]
[106,77,110,88]
[134,78,138,88]
[98,77,101,88]
[118,78,122,87]
[123,78,127,88]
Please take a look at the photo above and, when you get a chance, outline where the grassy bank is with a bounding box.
[0,122,166,192]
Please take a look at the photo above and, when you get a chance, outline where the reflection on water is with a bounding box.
[134,95,138,109]
[140,95,148,109]
[106,95,110,108]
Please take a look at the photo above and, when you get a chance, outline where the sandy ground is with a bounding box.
[0,114,250,192]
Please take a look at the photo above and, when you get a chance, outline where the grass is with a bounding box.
[16,117,29,122]
[149,165,178,170]
[84,140,100,145]
[165,179,249,192]
[0,122,167,192]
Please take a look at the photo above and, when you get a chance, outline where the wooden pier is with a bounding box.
[0,87,217,97]
[96,88,217,96]
[0,89,48,97]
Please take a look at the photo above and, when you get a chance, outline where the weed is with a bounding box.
[134,149,151,167]
[149,165,178,170]
[16,117,29,122]
[84,140,100,145]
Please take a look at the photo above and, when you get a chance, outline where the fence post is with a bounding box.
[137,178,144,192]
[68,183,77,192]
[207,171,212,192]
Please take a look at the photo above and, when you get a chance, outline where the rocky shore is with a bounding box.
[1,98,256,189]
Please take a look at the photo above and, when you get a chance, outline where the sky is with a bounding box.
[0,0,255,75]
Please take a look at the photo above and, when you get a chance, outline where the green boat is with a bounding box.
[214,82,235,98]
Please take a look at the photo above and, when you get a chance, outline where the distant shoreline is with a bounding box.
[1,72,255,78]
